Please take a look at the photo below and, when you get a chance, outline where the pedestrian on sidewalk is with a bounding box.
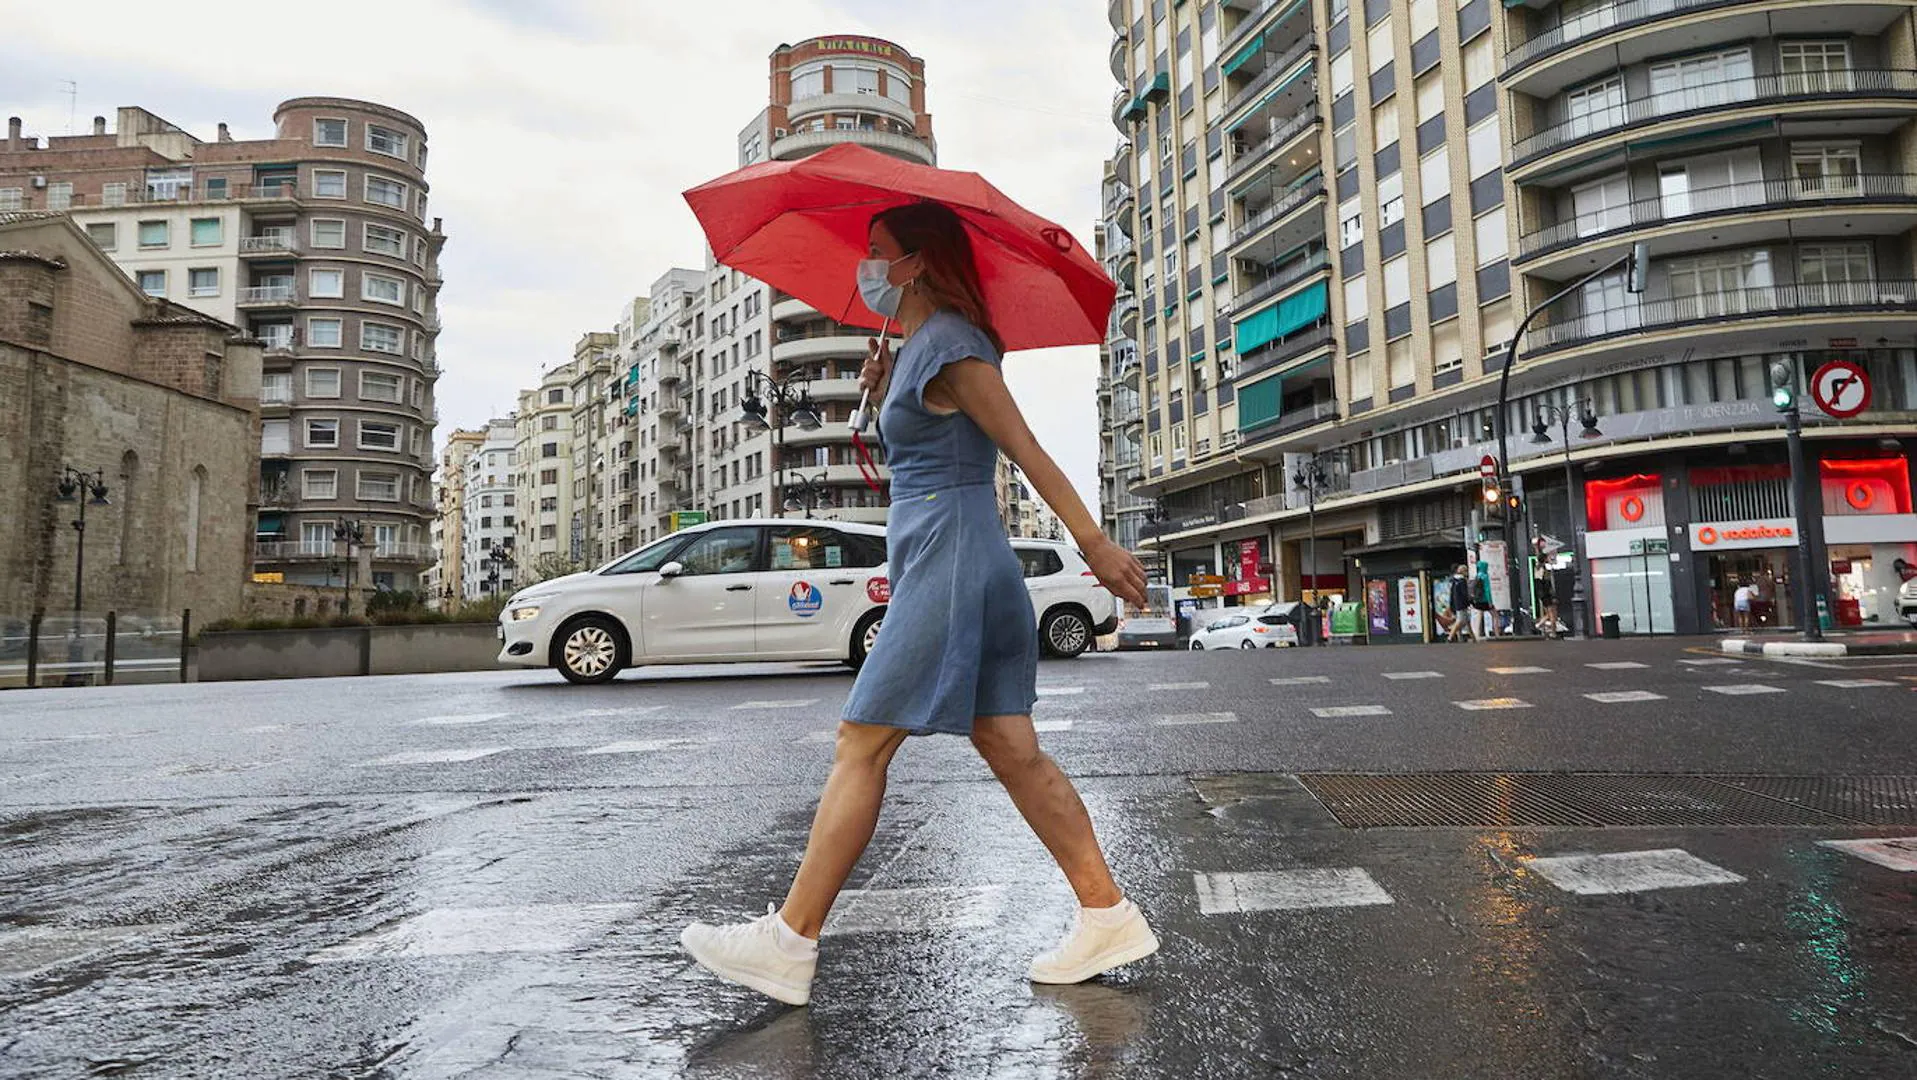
[1445,565,1474,642]
[1535,568,1558,640]
[1734,579,1755,631]
[680,202,1159,1007]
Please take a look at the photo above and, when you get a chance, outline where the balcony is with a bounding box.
[1526,278,1917,354]
[238,284,297,307]
[771,295,817,322]
[1228,173,1326,256]
[239,235,300,257]
[1240,398,1338,445]
[1225,103,1321,188]
[1222,38,1314,125]
[1228,250,1331,317]
[1502,0,1910,96]
[253,541,339,562]
[773,330,869,365]
[370,542,435,565]
[38,178,300,211]
[1511,69,1917,172]
[1235,323,1334,382]
[1109,0,1126,31]
[771,127,935,167]
[657,396,683,419]
[1219,0,1314,81]
[1111,33,1129,81]
[786,91,916,129]
[1517,173,1917,269]
[259,385,294,407]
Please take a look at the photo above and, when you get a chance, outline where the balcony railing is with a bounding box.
[770,127,935,164]
[1225,103,1321,186]
[1235,323,1334,380]
[1513,69,1917,163]
[239,235,300,255]
[1527,278,1917,352]
[1506,0,1768,74]
[1521,173,1917,259]
[1228,251,1331,314]
[1222,38,1315,120]
[238,285,296,305]
[1219,0,1310,77]
[1230,173,1326,248]
[259,386,294,405]
[1243,398,1338,440]
[253,541,340,561]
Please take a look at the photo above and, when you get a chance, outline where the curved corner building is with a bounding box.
[1100,0,1917,636]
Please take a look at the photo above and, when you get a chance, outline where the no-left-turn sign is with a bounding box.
[1810,359,1872,418]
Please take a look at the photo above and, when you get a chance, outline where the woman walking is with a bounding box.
[680,201,1159,1007]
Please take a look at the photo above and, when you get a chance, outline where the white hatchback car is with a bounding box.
[1187,605,1302,650]
[498,521,1117,684]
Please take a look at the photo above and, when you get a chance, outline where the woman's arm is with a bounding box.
[927,359,1149,608]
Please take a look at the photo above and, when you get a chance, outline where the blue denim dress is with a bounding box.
[841,310,1039,735]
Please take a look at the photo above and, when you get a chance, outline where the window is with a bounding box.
[1426,232,1457,287]
[1798,243,1872,289]
[1014,546,1066,579]
[0,188,20,211]
[540,468,559,485]
[1344,274,1369,319]
[1383,254,1411,309]
[1420,146,1450,204]
[1367,18,1393,72]
[357,472,401,501]
[1350,351,1374,401]
[359,421,401,450]
[308,269,344,298]
[306,219,345,249]
[1333,124,1358,170]
[1465,118,1501,179]
[547,387,565,405]
[307,317,343,348]
[1574,172,1631,236]
[360,371,403,402]
[136,270,166,297]
[675,527,761,576]
[838,65,880,95]
[86,222,116,250]
[606,534,685,574]
[102,182,126,206]
[884,73,911,105]
[138,220,169,248]
[314,118,348,147]
[361,322,404,354]
[792,64,826,99]
[1463,34,1494,90]
[1778,41,1850,92]
[1473,206,1508,264]
[365,176,407,209]
[313,170,348,199]
[366,125,408,158]
[304,469,338,499]
[1339,199,1364,247]
[770,526,885,570]
[1649,48,1753,112]
[204,177,228,200]
[362,273,405,305]
[307,368,342,398]
[188,268,220,297]
[190,217,222,246]
[1372,97,1399,150]
[306,418,340,447]
[1388,336,1414,387]
[1564,77,1625,140]
[262,371,293,401]
[1792,142,1862,195]
[363,223,406,257]
[541,415,558,431]
[1379,172,1405,226]
[1331,51,1355,97]
[541,442,559,458]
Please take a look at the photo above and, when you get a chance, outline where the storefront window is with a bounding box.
[1701,551,1793,631]
[1591,554,1677,635]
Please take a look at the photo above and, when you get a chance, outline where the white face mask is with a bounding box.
[856,257,905,318]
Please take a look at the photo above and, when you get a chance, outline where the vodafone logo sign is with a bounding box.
[1690,520,1796,550]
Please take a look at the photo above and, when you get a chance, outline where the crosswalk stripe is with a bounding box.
[307,903,641,962]
[1815,679,1898,689]
[1703,684,1785,696]
[412,713,506,726]
[1584,690,1667,703]
[1032,719,1074,732]
[1487,666,1552,675]
[1587,661,1649,670]
[358,747,508,766]
[1035,687,1084,697]
[1149,681,1210,691]
[1454,698,1531,711]
[825,885,1004,936]
[1312,705,1391,717]
[1525,849,1745,895]
[1194,869,1394,914]
[1381,671,1443,680]
[1156,712,1237,726]
[730,699,818,710]
[577,706,669,718]
[579,739,705,755]
[1270,676,1331,686]
[1680,658,1743,666]
[1817,837,1917,871]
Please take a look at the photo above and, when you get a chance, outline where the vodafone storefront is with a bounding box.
[1581,454,1917,633]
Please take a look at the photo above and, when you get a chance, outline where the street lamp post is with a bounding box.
[333,518,365,615]
[1496,242,1647,640]
[1290,451,1344,645]
[1530,402,1603,638]
[741,370,823,518]
[52,466,111,618]
[782,471,831,516]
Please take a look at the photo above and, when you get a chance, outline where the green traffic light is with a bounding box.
[1772,387,1794,410]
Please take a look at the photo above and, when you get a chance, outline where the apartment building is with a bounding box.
[427,427,484,604]
[514,364,577,571]
[461,419,518,600]
[1102,0,1917,635]
[0,100,447,593]
[568,332,618,566]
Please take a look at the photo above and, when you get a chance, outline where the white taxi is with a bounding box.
[497,522,1117,684]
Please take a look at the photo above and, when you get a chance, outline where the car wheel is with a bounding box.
[847,610,885,669]
[555,616,625,685]
[1040,608,1092,659]
[1239,639,1256,650]
[1189,640,1204,651]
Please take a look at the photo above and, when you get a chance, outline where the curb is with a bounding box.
[1722,637,1917,658]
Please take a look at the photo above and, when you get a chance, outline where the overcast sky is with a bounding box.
[2,0,1118,514]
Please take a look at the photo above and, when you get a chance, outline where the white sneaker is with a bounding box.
[681,905,817,1007]
[1029,900,1160,984]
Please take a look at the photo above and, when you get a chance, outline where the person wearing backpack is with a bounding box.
[1444,565,1474,642]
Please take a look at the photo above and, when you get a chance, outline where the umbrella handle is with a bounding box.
[849,316,892,433]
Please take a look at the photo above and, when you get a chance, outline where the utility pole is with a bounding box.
[1770,361,1825,641]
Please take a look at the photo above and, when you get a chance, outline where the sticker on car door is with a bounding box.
[866,577,891,604]
[788,581,824,617]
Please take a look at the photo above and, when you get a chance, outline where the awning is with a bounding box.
[1237,377,1283,431]
[1346,528,1468,557]
[1222,34,1266,77]
[1189,350,1207,363]
[1235,280,1329,353]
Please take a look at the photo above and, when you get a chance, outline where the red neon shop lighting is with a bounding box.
[1584,473,1661,532]
[1820,458,1913,515]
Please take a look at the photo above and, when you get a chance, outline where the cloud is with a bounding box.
[1,0,1115,514]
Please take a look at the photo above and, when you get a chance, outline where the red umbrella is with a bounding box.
[683,143,1115,352]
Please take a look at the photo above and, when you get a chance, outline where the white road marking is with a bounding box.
[307,903,641,962]
[1311,705,1392,717]
[1584,691,1668,703]
[1703,684,1786,696]
[1156,712,1238,726]
[799,729,839,744]
[1680,658,1743,666]
[1381,671,1444,680]
[1815,679,1898,689]
[1035,687,1085,697]
[730,699,819,710]
[1817,836,1917,872]
[1525,849,1745,895]
[1149,681,1210,691]
[1269,676,1331,686]
[1487,666,1552,675]
[358,747,508,766]
[1194,869,1394,914]
[579,739,707,755]
[241,724,288,734]
[1586,661,1650,670]
[0,925,170,979]
[576,706,668,718]
[1454,698,1533,711]
[412,713,506,726]
[1032,719,1074,733]
[825,885,1004,936]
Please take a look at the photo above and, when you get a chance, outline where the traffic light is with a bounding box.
[1481,475,1502,505]
[1506,492,1524,514]
[1769,359,1795,412]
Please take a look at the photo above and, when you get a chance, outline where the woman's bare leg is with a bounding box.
[971,714,1122,907]
[778,720,911,939]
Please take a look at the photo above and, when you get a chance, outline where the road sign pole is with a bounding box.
[1784,403,1825,642]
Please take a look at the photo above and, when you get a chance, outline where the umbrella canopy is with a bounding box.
[683,143,1116,352]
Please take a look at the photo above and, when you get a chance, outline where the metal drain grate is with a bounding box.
[1294,773,1917,828]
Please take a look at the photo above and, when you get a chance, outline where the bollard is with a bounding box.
[104,611,117,686]
[180,608,192,683]
[26,609,42,687]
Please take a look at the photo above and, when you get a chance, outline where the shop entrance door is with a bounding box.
[1707,551,1795,630]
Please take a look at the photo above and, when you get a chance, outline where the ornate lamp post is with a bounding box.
[741,370,823,518]
[1530,403,1602,638]
[782,471,831,515]
[333,518,365,614]
[53,466,111,618]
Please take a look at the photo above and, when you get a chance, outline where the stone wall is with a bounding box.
[240,581,372,620]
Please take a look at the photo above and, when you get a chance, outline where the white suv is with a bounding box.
[499,522,1114,684]
[1899,575,1917,627]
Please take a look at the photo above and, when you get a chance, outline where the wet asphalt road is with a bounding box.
[3,638,1916,1079]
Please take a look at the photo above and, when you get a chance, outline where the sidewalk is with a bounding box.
[1721,629,1917,658]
